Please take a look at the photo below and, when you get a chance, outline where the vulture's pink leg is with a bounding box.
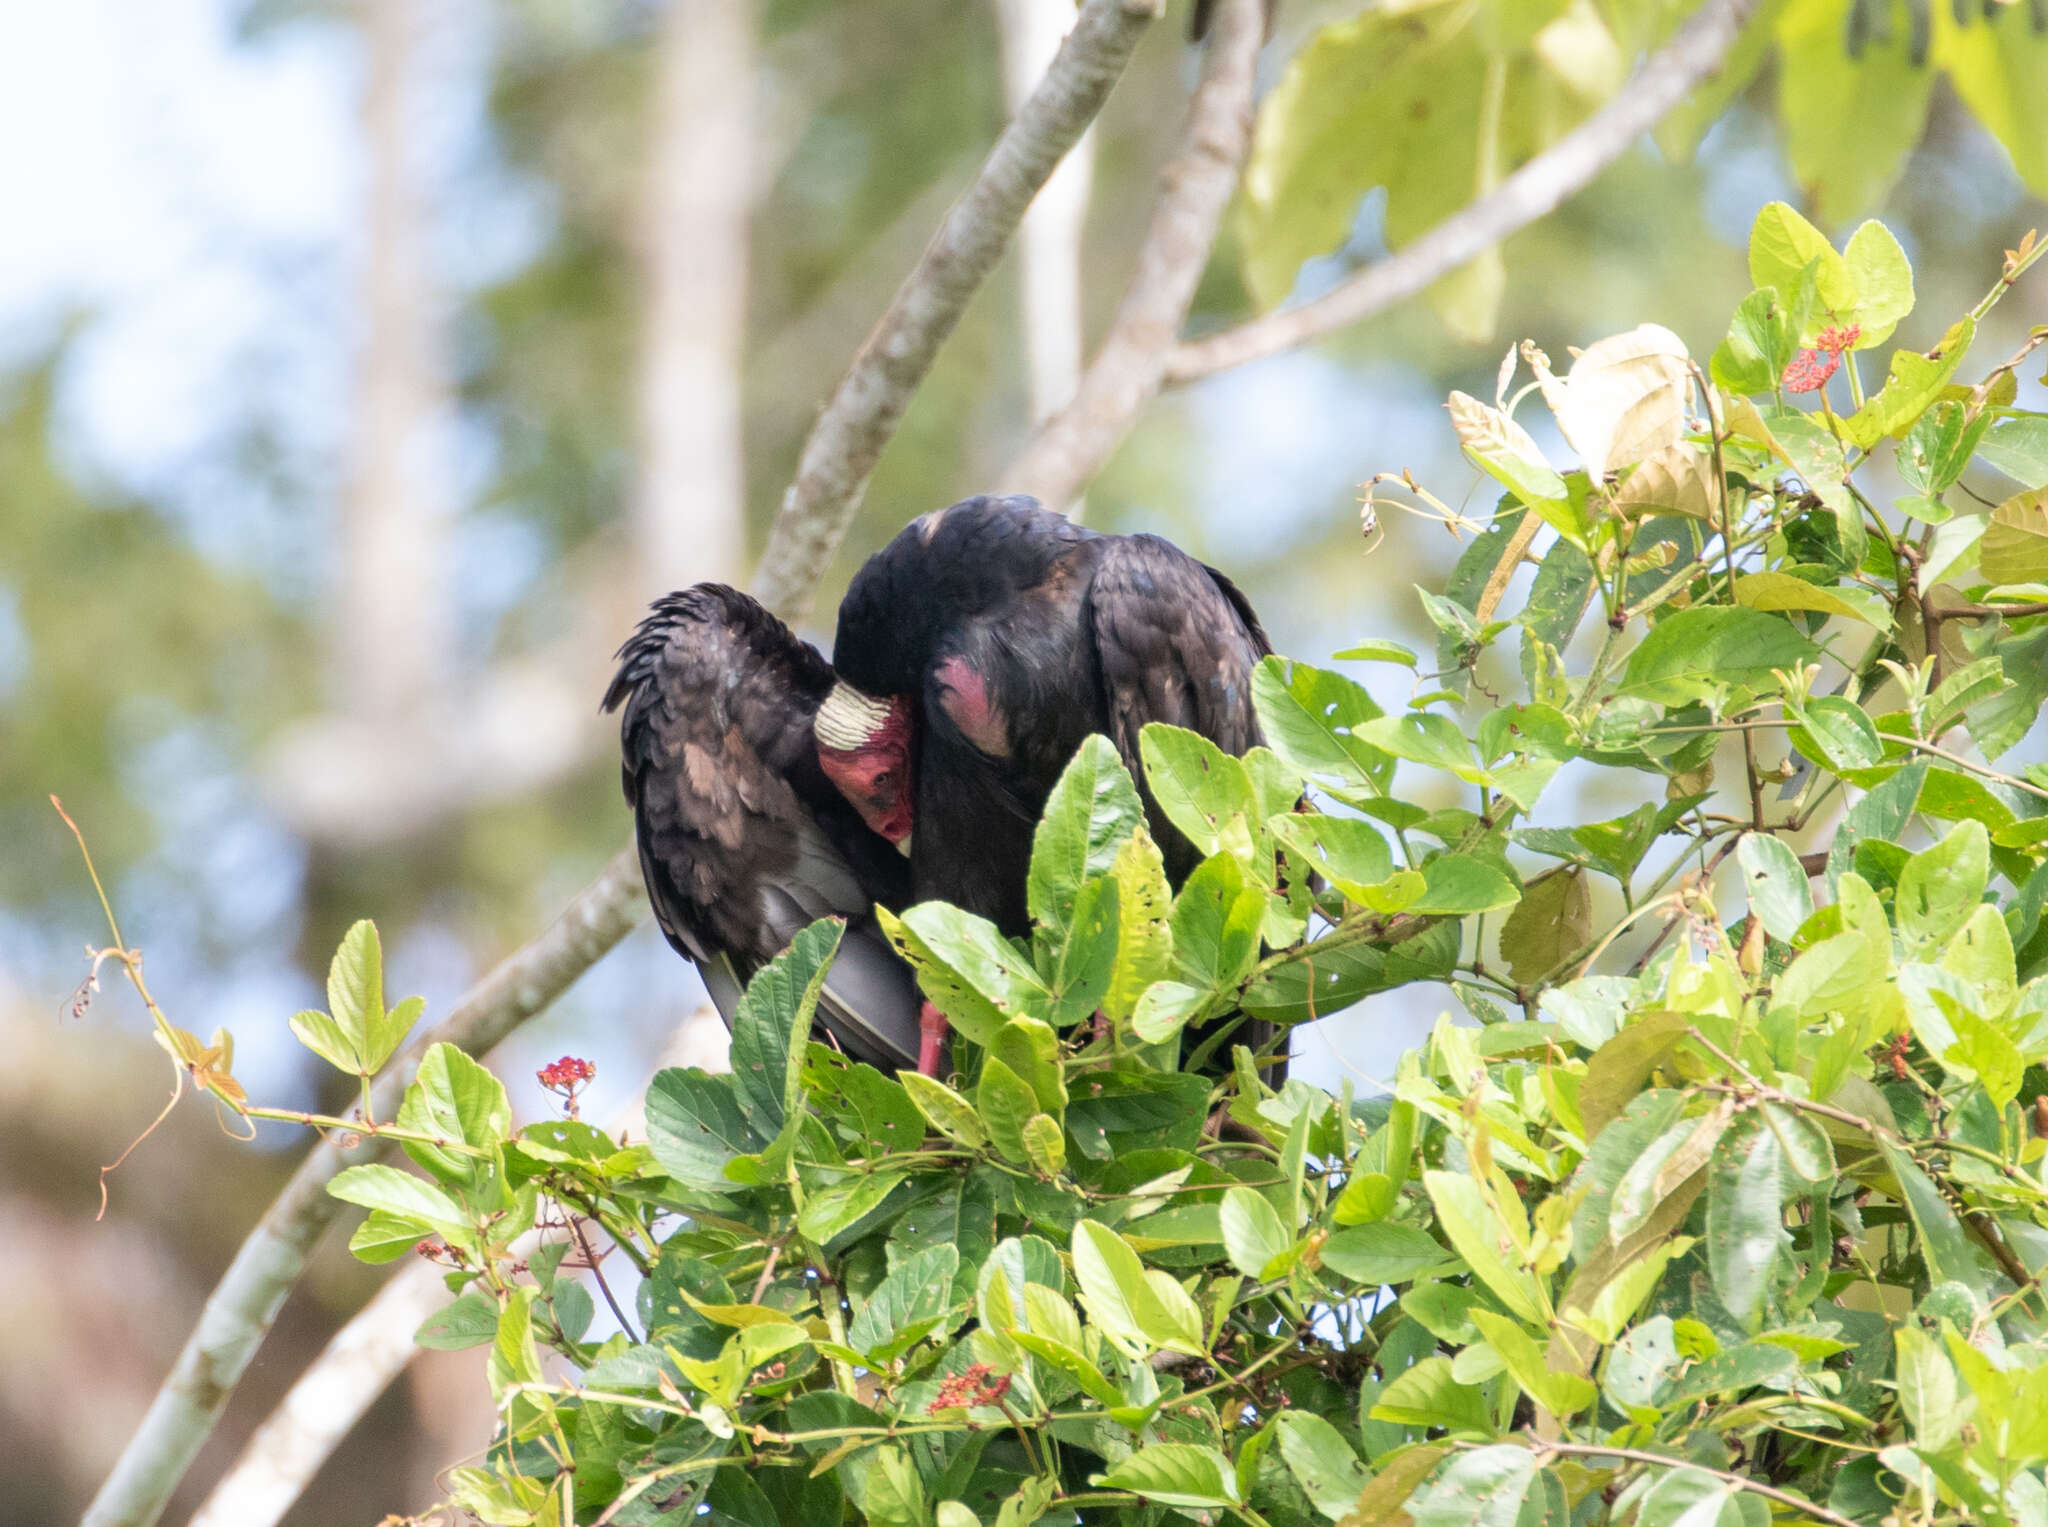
[917,1001,950,1077]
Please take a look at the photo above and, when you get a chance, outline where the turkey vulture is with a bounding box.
[605,585,924,1072]
[815,494,1279,1070]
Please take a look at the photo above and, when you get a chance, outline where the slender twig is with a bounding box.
[83,847,647,1527]
[567,1213,642,1344]
[999,0,1264,513]
[1498,1441,1861,1527]
[1163,0,1757,384]
[749,0,1159,621]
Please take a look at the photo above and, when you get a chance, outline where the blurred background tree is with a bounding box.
[2,0,2042,1522]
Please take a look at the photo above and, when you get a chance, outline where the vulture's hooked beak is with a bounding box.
[895,833,913,858]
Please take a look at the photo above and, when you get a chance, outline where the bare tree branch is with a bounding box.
[82,848,647,1527]
[749,0,1161,623]
[999,0,1264,514]
[994,0,1099,424]
[1163,0,1757,385]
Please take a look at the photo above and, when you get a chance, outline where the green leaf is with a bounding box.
[884,903,1050,1045]
[1736,834,1813,941]
[977,1057,1042,1165]
[1827,761,1926,889]
[1778,0,1935,234]
[1747,201,1854,313]
[1353,713,1483,782]
[329,1163,470,1238]
[1734,571,1889,630]
[1045,874,1119,1029]
[1411,854,1522,916]
[1407,1443,1537,1525]
[1028,735,1146,940]
[1842,317,1975,448]
[1425,1170,1543,1322]
[1711,287,1796,394]
[645,1068,759,1188]
[1251,656,1393,794]
[899,1071,989,1151]
[1979,416,2048,487]
[349,1209,435,1264]
[1170,851,1266,993]
[1499,867,1590,983]
[1269,813,1402,908]
[1321,1222,1459,1286]
[1878,1140,1992,1300]
[1072,1219,1204,1356]
[1468,1308,1597,1417]
[1707,1112,1789,1327]
[1895,820,1989,957]
[1447,391,1569,510]
[1371,1355,1493,1433]
[1636,1466,1742,1527]
[1220,1186,1292,1279]
[1331,639,1420,666]
[1895,1325,1961,1451]
[1621,607,1820,704]
[1274,1411,1371,1519]
[292,920,418,1076]
[1095,1444,1239,1509]
[730,918,843,1140]
[397,1043,511,1189]
[1790,694,1887,773]
[415,1289,500,1351]
[1980,488,2048,587]
[1096,825,1174,1026]
[1021,1112,1065,1176]
[1140,724,1258,857]
[847,1244,959,1358]
[796,1170,908,1244]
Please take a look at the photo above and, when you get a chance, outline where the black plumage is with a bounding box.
[829,495,1273,936]
[605,585,922,1071]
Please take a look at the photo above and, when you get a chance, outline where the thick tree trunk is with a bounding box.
[338,0,452,724]
[633,0,760,601]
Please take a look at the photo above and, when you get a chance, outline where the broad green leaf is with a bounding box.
[1778,0,1934,234]
[1046,875,1118,1029]
[1371,1355,1493,1433]
[1468,1308,1597,1417]
[1878,1140,1992,1300]
[1274,1411,1371,1519]
[1613,1109,1730,1244]
[1095,1444,1238,1509]
[1747,201,1854,312]
[885,903,1051,1044]
[1269,813,1404,908]
[329,1163,470,1238]
[1021,1112,1065,1176]
[416,1289,500,1351]
[1735,833,1813,941]
[977,1057,1041,1165]
[1935,6,2048,198]
[1827,761,1926,888]
[1980,488,2048,587]
[1251,656,1393,794]
[292,920,418,1077]
[1331,638,1420,666]
[1979,416,2048,487]
[645,1068,760,1188]
[1408,1443,1538,1526]
[1028,735,1146,939]
[1621,606,1819,703]
[1425,1170,1544,1322]
[1895,820,1989,957]
[1711,287,1796,394]
[1102,826,1174,1023]
[349,1209,437,1264]
[795,1170,907,1244]
[1072,1219,1204,1356]
[1842,317,1975,448]
[1637,1466,1742,1527]
[1498,867,1590,983]
[1411,854,1522,915]
[1734,570,1888,629]
[397,1042,512,1189]
[1789,694,1887,772]
[1706,1112,1788,1327]
[1140,723,1259,858]
[899,1071,990,1151]
[1895,1325,1961,1451]
[1170,851,1265,993]
[1220,1186,1292,1280]
[847,1244,960,1358]
[1354,712,1484,782]
[1320,1222,1461,1286]
[729,918,843,1140]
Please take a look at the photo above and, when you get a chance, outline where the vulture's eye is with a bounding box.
[873,770,895,790]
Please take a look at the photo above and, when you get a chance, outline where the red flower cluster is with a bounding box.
[537,1055,595,1092]
[926,1362,1012,1413]
[1783,322,1862,394]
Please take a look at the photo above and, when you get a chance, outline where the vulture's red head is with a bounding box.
[815,683,915,851]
